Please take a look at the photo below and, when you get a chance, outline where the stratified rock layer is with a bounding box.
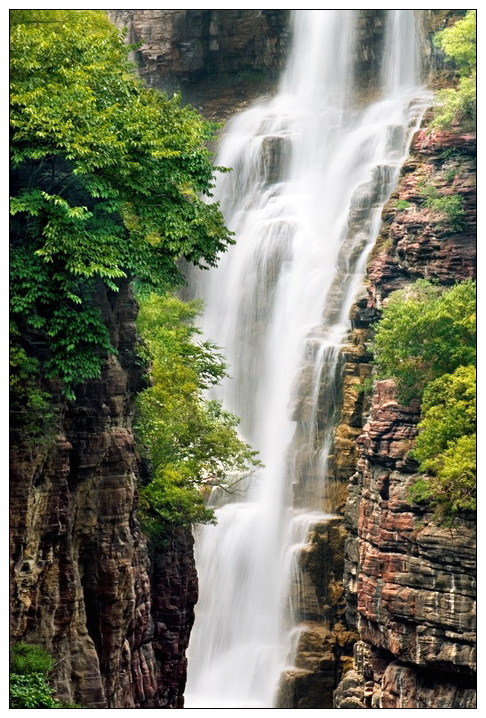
[367,125,476,307]
[275,518,356,709]
[107,9,291,119]
[335,124,476,708]
[9,281,198,708]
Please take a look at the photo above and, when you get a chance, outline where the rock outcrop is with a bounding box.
[9,281,198,708]
[107,9,291,120]
[367,125,476,307]
[275,518,356,708]
[334,382,476,709]
[334,124,476,708]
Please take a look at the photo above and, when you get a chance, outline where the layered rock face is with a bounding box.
[367,126,476,304]
[334,125,477,708]
[107,9,290,119]
[9,281,198,708]
[275,519,356,708]
[334,381,476,709]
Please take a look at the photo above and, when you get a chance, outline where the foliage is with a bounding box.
[10,643,59,709]
[419,185,465,231]
[409,433,476,517]
[395,199,411,210]
[10,322,60,448]
[135,294,262,540]
[372,280,476,519]
[434,10,476,72]
[373,279,476,402]
[432,10,476,131]
[10,643,83,708]
[10,336,49,413]
[10,10,233,397]
[409,365,476,515]
[10,643,54,676]
[10,673,60,709]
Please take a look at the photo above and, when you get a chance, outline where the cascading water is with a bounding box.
[184,10,430,708]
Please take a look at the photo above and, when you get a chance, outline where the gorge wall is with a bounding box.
[333,122,476,707]
[10,280,198,708]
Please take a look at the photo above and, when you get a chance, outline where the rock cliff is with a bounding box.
[9,281,198,708]
[106,10,397,121]
[334,125,476,708]
[107,9,291,120]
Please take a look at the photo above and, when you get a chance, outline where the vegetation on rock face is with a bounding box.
[10,643,80,708]
[409,365,476,515]
[373,280,476,402]
[135,294,262,540]
[372,280,476,518]
[419,185,466,232]
[432,10,476,131]
[10,9,233,399]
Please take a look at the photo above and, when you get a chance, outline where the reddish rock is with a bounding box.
[336,376,476,708]
[336,121,476,706]
[367,127,476,309]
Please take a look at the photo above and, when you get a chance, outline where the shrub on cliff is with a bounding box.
[373,279,476,402]
[372,279,476,518]
[10,10,233,399]
[409,365,476,515]
[135,294,262,538]
[432,10,476,131]
[10,643,60,709]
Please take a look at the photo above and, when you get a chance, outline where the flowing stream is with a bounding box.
[184,10,430,708]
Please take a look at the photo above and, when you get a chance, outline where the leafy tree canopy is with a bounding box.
[372,279,476,403]
[432,10,476,130]
[409,365,476,516]
[135,294,262,540]
[10,10,233,397]
[372,280,476,519]
[434,10,476,73]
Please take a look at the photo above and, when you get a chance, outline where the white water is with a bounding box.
[185,10,430,708]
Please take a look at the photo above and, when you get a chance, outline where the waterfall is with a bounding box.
[184,10,430,708]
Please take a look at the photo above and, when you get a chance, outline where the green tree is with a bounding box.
[10,643,60,709]
[432,10,476,131]
[409,365,476,516]
[135,294,262,541]
[10,10,233,398]
[372,280,476,518]
[373,279,476,403]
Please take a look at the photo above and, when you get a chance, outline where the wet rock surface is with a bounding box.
[276,518,356,708]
